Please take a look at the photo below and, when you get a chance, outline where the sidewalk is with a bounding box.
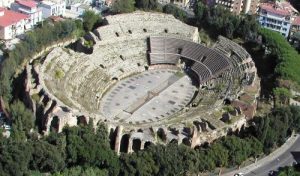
[222,134,299,176]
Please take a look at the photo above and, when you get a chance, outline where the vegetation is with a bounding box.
[82,10,102,32]
[277,165,300,176]
[194,2,259,40]
[135,0,162,11]
[260,28,300,87]
[111,0,135,13]
[0,19,82,103]
[10,100,34,141]
[274,87,292,105]
[0,106,299,175]
[0,1,300,175]
[54,69,65,79]
[163,4,187,21]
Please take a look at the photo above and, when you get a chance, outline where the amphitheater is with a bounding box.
[25,11,260,153]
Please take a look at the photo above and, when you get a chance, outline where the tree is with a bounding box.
[194,1,207,22]
[0,140,33,176]
[112,0,135,14]
[29,140,65,173]
[10,100,34,141]
[274,87,292,105]
[135,0,160,11]
[82,10,102,32]
[163,4,187,21]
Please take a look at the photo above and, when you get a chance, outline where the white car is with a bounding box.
[234,173,244,176]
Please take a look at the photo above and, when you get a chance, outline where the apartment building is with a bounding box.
[11,0,42,27]
[39,0,66,18]
[258,2,298,38]
[214,0,259,15]
[0,7,30,40]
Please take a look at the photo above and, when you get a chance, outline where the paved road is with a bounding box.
[223,134,300,176]
[246,135,300,176]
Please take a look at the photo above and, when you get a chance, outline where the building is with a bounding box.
[258,2,298,38]
[158,0,190,8]
[214,0,259,15]
[290,16,300,36]
[0,0,14,7]
[11,0,42,27]
[0,7,30,40]
[70,3,91,17]
[38,0,66,18]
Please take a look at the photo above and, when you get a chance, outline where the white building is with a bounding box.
[11,0,42,27]
[39,0,66,18]
[0,7,30,40]
[258,2,298,38]
[0,0,14,7]
[70,3,91,16]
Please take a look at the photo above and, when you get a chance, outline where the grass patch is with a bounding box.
[31,93,40,102]
[54,69,65,79]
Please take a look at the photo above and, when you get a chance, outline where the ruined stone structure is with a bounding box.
[25,11,260,153]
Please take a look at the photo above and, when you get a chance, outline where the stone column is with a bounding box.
[140,141,145,150]
[127,138,133,154]
[191,126,200,149]
[114,126,123,155]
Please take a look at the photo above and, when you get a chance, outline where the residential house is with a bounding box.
[11,0,42,27]
[0,0,14,7]
[214,0,259,15]
[258,1,298,38]
[0,7,30,40]
[39,0,66,18]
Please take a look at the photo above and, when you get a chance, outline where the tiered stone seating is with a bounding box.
[191,62,211,82]
[149,36,231,83]
[214,36,250,60]
[149,53,180,65]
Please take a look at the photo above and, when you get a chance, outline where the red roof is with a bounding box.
[0,7,29,27]
[260,3,290,16]
[293,16,300,26]
[16,0,37,8]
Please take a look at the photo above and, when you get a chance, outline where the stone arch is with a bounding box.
[182,137,191,146]
[194,145,201,150]
[170,139,178,144]
[132,138,142,152]
[120,134,130,153]
[112,77,118,81]
[144,141,152,149]
[193,120,201,131]
[157,128,166,142]
[50,116,59,132]
[224,98,231,105]
[137,129,143,132]
[77,115,87,125]
[109,128,116,150]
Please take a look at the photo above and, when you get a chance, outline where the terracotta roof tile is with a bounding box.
[0,7,29,27]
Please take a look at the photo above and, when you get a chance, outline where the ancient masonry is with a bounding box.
[25,11,260,154]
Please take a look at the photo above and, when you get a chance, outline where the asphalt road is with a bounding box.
[245,135,300,176]
[223,134,300,176]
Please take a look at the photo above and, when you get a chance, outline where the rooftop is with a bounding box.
[0,7,29,27]
[293,16,300,26]
[16,0,37,8]
[260,2,290,16]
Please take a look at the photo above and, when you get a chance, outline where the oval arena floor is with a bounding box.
[100,69,196,125]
